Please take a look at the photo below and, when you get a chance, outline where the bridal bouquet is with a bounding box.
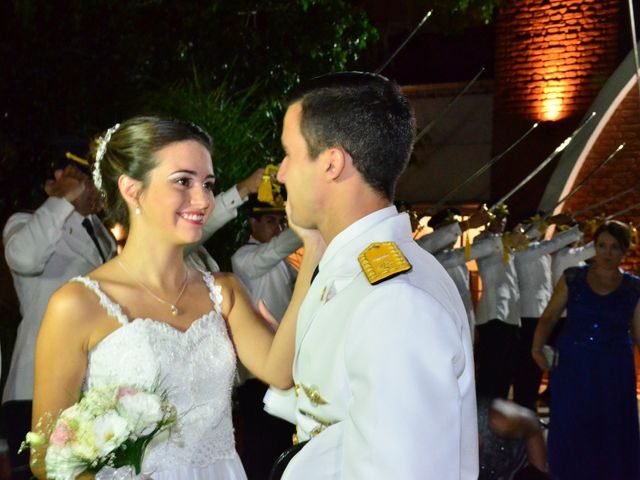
[21,383,177,480]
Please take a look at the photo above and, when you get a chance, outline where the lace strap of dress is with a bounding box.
[69,276,129,326]
[202,271,223,315]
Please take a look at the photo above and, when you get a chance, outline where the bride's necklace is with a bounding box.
[117,259,189,316]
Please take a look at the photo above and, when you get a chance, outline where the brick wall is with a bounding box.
[564,85,640,274]
[491,0,622,225]
[494,0,620,121]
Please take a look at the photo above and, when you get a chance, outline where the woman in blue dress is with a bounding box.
[532,220,640,479]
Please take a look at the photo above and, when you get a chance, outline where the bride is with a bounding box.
[30,116,323,479]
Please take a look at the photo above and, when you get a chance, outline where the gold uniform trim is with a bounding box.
[301,384,328,406]
[358,241,412,285]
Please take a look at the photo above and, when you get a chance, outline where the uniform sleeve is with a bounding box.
[341,284,470,479]
[201,186,245,242]
[525,222,546,240]
[3,197,75,274]
[231,229,302,279]
[416,222,461,254]
[435,235,501,268]
[524,225,582,259]
[570,240,595,263]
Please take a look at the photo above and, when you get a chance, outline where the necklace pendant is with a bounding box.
[170,305,179,316]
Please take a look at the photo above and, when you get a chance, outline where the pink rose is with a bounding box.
[49,423,74,447]
[117,386,138,399]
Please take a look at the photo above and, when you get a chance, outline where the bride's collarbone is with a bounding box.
[123,289,213,326]
[93,276,214,331]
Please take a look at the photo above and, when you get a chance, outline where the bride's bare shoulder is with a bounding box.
[49,279,100,312]
[41,280,105,337]
[45,261,126,328]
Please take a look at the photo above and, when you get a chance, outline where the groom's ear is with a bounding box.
[320,147,348,183]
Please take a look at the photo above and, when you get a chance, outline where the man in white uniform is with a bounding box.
[552,239,595,287]
[267,72,478,479]
[2,163,117,474]
[474,210,524,400]
[231,195,301,478]
[232,195,302,321]
[422,207,494,335]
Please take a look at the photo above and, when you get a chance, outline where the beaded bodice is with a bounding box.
[71,272,238,471]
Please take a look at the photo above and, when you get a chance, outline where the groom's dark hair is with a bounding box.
[287,72,416,201]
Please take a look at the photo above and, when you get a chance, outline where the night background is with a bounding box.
[0,0,506,404]
[0,0,501,217]
[3,0,640,458]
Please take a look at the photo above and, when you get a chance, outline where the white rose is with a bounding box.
[93,411,131,457]
[117,392,164,437]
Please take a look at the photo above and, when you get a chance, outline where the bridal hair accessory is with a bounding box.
[117,259,189,316]
[93,123,121,193]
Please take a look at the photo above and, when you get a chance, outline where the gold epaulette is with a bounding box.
[358,241,412,285]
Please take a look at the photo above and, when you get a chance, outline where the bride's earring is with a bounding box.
[135,206,141,216]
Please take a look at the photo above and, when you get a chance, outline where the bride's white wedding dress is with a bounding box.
[71,271,247,480]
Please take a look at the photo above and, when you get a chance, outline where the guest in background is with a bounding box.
[231,194,301,479]
[532,220,640,480]
[2,162,116,477]
[477,396,548,480]
[474,206,526,400]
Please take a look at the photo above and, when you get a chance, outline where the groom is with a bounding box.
[267,72,478,479]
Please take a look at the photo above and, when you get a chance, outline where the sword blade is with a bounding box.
[431,122,539,212]
[415,67,486,144]
[605,200,640,220]
[376,10,433,74]
[490,112,597,210]
[555,143,625,208]
[574,184,640,216]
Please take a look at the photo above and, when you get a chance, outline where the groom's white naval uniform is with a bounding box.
[266,206,478,479]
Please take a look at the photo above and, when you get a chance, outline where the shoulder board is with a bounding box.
[358,241,412,285]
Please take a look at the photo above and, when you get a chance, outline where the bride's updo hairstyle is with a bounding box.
[90,116,213,227]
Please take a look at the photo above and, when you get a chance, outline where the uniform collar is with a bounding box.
[248,235,262,245]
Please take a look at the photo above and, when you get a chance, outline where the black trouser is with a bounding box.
[476,319,519,400]
[236,379,295,480]
[513,317,542,410]
[1,400,32,480]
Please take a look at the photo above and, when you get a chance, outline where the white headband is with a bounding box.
[93,123,120,193]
